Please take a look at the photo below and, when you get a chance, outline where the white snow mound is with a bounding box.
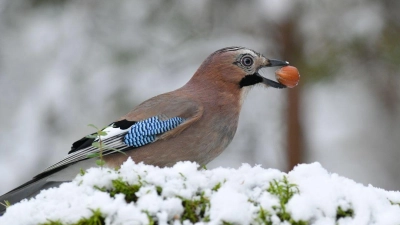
[1,159,399,225]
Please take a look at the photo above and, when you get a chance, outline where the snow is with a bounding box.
[209,186,254,225]
[1,159,400,225]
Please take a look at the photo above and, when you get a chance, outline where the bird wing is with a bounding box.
[40,93,203,175]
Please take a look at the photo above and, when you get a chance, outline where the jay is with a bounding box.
[0,46,289,214]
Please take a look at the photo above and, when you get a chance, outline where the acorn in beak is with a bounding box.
[257,58,290,89]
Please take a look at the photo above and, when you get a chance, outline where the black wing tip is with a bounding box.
[69,120,136,154]
[113,119,136,129]
[69,136,95,154]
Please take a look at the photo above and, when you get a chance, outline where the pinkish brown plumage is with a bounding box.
[0,47,290,214]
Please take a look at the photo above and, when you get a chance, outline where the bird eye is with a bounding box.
[241,56,254,67]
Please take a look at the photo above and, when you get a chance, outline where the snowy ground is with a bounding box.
[1,159,400,225]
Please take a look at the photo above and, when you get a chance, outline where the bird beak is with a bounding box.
[257,58,289,89]
[267,59,290,67]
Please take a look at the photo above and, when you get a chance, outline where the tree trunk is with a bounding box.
[274,15,305,171]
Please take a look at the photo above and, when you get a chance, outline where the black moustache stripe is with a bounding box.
[239,74,263,88]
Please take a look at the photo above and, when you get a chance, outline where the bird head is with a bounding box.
[189,47,289,90]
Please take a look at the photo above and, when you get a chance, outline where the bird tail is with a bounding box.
[0,177,63,216]
[0,158,98,215]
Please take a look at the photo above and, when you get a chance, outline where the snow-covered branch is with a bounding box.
[1,159,399,225]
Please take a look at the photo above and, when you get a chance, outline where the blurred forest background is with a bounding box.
[0,0,399,195]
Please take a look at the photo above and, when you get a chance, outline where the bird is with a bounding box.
[0,46,289,215]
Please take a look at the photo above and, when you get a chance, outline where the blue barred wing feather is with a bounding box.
[124,116,184,147]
